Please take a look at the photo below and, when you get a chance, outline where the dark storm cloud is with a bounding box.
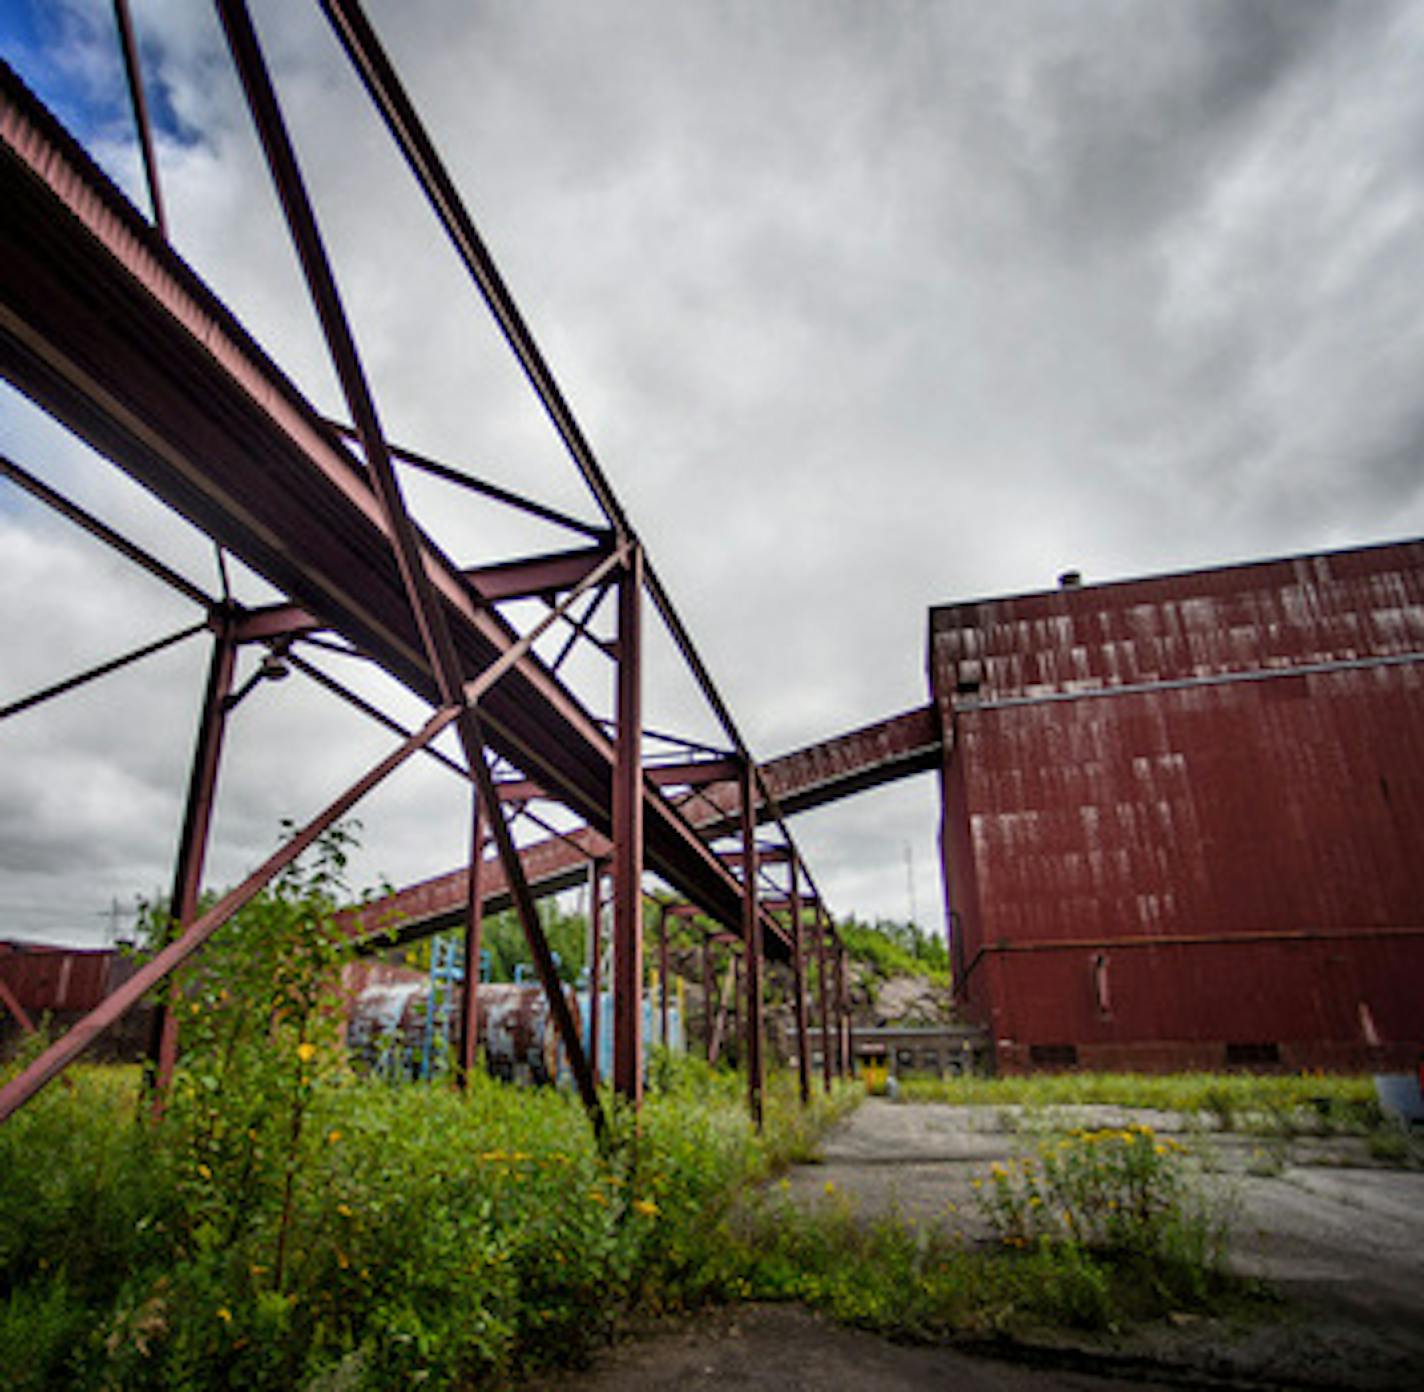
[4,1,1424,942]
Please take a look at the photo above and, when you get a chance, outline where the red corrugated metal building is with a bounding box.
[0,943,146,1058]
[932,539,1424,1072]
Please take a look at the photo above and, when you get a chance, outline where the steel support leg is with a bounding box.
[658,901,670,1047]
[816,909,833,1091]
[836,946,852,1077]
[588,859,605,1084]
[145,617,237,1101]
[790,875,811,1107]
[702,940,714,1062]
[740,762,763,1128]
[612,548,644,1104]
[456,801,485,1089]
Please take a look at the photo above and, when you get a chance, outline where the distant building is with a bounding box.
[931,540,1424,1073]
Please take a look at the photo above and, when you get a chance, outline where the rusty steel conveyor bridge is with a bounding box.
[0,4,941,1135]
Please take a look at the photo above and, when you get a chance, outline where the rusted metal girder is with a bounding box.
[145,616,238,1101]
[0,451,214,610]
[816,907,833,1092]
[0,620,209,723]
[612,547,645,1103]
[216,0,603,1135]
[0,57,757,941]
[317,0,632,540]
[588,860,606,1084]
[112,0,166,237]
[325,423,607,542]
[657,901,671,1046]
[740,762,763,1128]
[456,804,485,1089]
[789,874,811,1106]
[831,939,843,1081]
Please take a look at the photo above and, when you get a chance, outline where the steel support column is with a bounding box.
[740,762,763,1128]
[146,615,238,1099]
[836,946,852,1077]
[612,548,644,1103]
[456,801,485,1088]
[816,907,833,1091]
[789,872,811,1107]
[588,859,605,1084]
[658,901,670,1047]
[702,939,714,1062]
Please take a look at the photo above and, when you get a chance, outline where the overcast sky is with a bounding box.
[3,0,1423,948]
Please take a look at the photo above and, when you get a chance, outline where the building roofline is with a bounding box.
[929,534,1424,621]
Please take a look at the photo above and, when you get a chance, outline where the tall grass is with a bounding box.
[0,1057,857,1391]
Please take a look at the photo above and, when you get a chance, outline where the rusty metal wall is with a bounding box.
[931,540,1424,1071]
[0,943,135,1014]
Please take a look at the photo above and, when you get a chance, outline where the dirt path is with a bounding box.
[543,1303,1183,1391]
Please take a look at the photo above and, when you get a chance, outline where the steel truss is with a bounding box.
[0,1,851,1130]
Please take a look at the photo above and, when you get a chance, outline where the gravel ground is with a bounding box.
[547,1101,1424,1390]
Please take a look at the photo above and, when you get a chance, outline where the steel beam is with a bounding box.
[326,422,607,541]
[740,762,763,1128]
[456,801,485,1088]
[0,452,213,609]
[790,873,810,1106]
[836,945,851,1078]
[317,0,632,539]
[658,901,670,1047]
[588,860,605,1084]
[816,907,833,1092]
[612,548,644,1102]
[146,616,238,1100]
[112,0,167,237]
[0,621,207,722]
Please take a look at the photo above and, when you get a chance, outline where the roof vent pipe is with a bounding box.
[1058,570,1082,589]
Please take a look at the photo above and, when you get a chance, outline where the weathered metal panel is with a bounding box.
[0,944,133,1014]
[933,541,1424,1070]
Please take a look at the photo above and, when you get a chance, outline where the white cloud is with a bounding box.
[5,0,1424,946]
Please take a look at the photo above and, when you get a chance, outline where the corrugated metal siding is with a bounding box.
[932,541,1424,1070]
[0,944,133,1013]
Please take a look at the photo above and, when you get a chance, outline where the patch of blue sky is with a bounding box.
[0,0,193,150]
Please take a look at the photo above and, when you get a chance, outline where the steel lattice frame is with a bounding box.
[0,0,860,1130]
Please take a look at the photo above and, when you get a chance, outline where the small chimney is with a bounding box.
[1058,570,1082,590]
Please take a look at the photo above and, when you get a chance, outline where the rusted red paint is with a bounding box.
[0,943,135,1015]
[933,540,1424,1072]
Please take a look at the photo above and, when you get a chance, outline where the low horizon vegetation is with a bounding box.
[1,834,1268,1388]
[896,1070,1384,1135]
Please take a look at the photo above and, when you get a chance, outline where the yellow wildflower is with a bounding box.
[633,1198,659,1218]
[196,1163,212,1180]
[823,1180,836,1196]
[297,1042,316,1064]
[217,1307,232,1324]
[337,1203,353,1218]
[326,1129,341,1145]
